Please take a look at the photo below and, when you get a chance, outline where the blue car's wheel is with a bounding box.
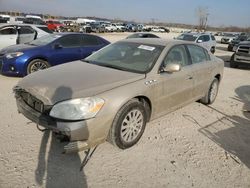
[27,59,50,75]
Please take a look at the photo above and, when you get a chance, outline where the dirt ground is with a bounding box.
[0,32,250,188]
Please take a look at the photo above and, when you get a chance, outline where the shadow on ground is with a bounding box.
[35,86,88,188]
[199,85,250,169]
[35,131,88,188]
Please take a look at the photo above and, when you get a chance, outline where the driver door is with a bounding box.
[153,45,194,117]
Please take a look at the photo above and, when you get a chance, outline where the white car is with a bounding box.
[112,23,125,31]
[0,23,52,50]
[104,24,117,32]
[176,32,217,53]
[151,27,165,32]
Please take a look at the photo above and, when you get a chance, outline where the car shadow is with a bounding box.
[198,85,250,169]
[35,86,88,188]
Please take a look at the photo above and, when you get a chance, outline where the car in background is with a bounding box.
[126,23,138,32]
[90,22,105,33]
[159,27,170,33]
[0,33,110,76]
[151,27,165,32]
[230,40,250,68]
[79,24,92,33]
[23,17,46,25]
[112,23,125,32]
[228,34,250,51]
[0,23,52,50]
[220,33,237,44]
[13,38,224,153]
[104,23,117,32]
[126,32,160,39]
[46,20,64,31]
[176,32,216,53]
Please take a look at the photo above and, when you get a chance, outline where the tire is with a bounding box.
[200,78,219,105]
[27,59,50,75]
[230,54,238,68]
[108,99,147,149]
[210,47,215,54]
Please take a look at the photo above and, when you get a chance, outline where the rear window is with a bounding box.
[211,35,216,41]
[82,35,101,45]
[37,26,53,33]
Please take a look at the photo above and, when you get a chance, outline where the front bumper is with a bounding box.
[234,53,250,65]
[0,55,27,76]
[15,94,110,151]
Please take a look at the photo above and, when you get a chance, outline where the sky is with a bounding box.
[0,0,249,27]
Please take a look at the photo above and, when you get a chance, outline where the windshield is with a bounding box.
[223,33,236,37]
[85,42,164,74]
[29,34,61,46]
[177,34,197,41]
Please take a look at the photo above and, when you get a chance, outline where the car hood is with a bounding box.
[17,61,145,105]
[239,41,250,46]
[0,44,36,54]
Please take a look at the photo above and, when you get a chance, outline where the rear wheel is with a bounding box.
[108,99,147,149]
[201,78,219,105]
[27,59,50,75]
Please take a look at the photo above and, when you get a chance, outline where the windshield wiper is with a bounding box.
[99,64,128,71]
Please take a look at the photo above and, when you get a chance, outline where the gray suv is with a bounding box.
[176,32,217,53]
[230,40,250,68]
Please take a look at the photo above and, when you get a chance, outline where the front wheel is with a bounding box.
[200,78,219,105]
[108,99,147,149]
[27,59,50,75]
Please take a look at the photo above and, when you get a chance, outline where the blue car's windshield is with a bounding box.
[29,34,61,46]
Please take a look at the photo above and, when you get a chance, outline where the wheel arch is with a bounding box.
[24,56,50,75]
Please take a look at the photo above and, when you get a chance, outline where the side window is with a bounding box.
[0,27,17,35]
[82,35,101,46]
[163,45,189,67]
[58,35,82,47]
[187,45,208,64]
[197,35,204,42]
[203,35,210,42]
[18,26,35,34]
[211,35,216,41]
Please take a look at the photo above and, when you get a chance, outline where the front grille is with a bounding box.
[237,45,250,54]
[14,89,50,114]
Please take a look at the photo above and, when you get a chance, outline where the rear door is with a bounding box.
[0,26,18,49]
[49,34,83,65]
[80,35,107,58]
[17,26,36,44]
[186,44,212,100]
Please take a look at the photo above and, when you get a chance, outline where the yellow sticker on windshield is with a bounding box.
[138,45,155,51]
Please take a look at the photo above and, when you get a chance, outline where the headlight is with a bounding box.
[49,97,104,120]
[6,52,24,59]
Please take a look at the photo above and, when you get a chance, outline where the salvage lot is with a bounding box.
[0,32,250,188]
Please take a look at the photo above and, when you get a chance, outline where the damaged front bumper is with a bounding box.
[15,95,105,153]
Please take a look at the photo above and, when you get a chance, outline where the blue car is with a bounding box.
[0,33,110,76]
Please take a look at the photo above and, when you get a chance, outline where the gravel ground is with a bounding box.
[0,32,250,188]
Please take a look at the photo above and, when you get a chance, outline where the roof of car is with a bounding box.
[120,38,195,47]
[0,23,48,27]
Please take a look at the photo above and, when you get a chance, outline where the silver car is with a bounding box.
[14,39,224,153]
[0,23,52,50]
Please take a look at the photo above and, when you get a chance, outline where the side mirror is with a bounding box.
[53,43,63,49]
[163,63,181,73]
[197,39,203,43]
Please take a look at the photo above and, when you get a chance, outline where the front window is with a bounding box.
[29,34,60,46]
[177,34,197,41]
[85,42,164,73]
